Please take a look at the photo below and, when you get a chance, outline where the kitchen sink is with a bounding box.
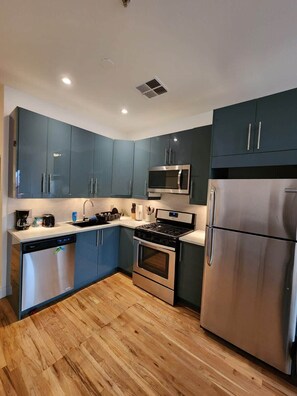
[71,219,109,228]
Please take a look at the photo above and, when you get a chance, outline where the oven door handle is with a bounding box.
[133,236,176,252]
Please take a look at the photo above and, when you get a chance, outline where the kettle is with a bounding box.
[135,204,143,221]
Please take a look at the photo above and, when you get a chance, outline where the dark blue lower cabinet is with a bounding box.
[74,227,119,289]
[118,227,134,275]
[176,242,205,309]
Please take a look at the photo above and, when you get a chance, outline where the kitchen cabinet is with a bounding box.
[74,227,119,289]
[212,88,297,168]
[149,132,192,167]
[70,126,94,197]
[118,227,134,275]
[93,134,113,197]
[47,119,71,197]
[111,140,134,196]
[132,138,151,199]
[176,242,205,309]
[9,107,71,198]
[189,125,212,205]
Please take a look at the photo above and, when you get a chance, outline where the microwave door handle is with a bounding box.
[177,169,182,190]
[206,227,214,266]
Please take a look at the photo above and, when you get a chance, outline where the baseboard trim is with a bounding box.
[0,285,12,299]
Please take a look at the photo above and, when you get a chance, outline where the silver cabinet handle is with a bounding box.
[94,178,98,195]
[164,148,168,164]
[257,121,262,149]
[90,178,94,195]
[190,179,193,200]
[208,187,216,227]
[101,229,104,245]
[129,179,132,195]
[169,148,173,164]
[206,227,214,266]
[247,123,251,151]
[96,230,99,247]
[144,180,147,196]
[41,173,46,193]
[179,243,183,262]
[48,174,51,193]
[285,188,297,193]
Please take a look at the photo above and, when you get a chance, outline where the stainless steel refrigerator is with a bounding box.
[201,179,297,375]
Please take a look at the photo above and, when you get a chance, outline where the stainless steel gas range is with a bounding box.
[133,209,195,305]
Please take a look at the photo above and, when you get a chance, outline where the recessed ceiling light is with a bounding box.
[121,108,128,114]
[62,77,72,85]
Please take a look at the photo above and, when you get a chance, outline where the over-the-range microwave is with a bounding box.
[147,164,191,195]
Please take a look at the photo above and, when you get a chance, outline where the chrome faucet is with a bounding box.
[83,199,94,220]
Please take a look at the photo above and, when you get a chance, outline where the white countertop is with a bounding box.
[9,217,205,246]
[8,217,149,243]
[179,230,205,247]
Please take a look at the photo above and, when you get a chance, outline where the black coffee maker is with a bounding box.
[15,210,30,230]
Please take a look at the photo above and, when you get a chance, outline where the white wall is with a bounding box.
[2,86,209,298]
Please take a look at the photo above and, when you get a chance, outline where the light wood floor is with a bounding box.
[0,273,296,395]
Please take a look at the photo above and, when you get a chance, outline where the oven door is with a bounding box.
[133,237,176,289]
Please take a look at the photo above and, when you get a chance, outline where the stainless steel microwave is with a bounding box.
[148,165,191,195]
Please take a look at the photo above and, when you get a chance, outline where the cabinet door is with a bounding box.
[132,138,151,199]
[189,126,212,205]
[149,135,170,167]
[111,140,134,196]
[169,131,192,165]
[176,242,205,308]
[98,227,119,278]
[17,108,48,198]
[212,100,256,157]
[255,89,297,153]
[70,127,94,197]
[93,134,113,197]
[118,227,134,275]
[47,119,71,198]
[74,231,98,289]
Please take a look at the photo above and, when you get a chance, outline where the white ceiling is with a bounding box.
[1,0,297,137]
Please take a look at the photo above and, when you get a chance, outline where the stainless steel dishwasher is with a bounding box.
[21,234,76,312]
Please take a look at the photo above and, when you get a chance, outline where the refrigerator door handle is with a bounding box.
[208,187,216,227]
[285,188,297,193]
[206,227,214,266]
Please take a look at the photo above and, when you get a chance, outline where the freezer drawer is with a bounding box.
[207,179,297,240]
[22,243,75,311]
[201,227,297,374]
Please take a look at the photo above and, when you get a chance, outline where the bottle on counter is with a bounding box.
[131,203,136,220]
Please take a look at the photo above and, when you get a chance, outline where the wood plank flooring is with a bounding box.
[0,273,296,395]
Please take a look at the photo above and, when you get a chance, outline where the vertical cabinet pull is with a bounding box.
[90,178,94,195]
[129,179,132,195]
[169,148,173,164]
[96,230,100,247]
[257,121,262,149]
[41,173,46,193]
[94,178,98,195]
[190,179,193,200]
[101,230,104,245]
[48,174,51,193]
[247,123,251,151]
[179,243,183,262]
[164,148,168,164]
[144,180,147,196]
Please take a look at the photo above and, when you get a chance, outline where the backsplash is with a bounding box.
[7,194,207,231]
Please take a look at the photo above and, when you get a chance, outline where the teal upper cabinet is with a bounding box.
[93,134,113,197]
[111,140,134,196]
[149,133,192,167]
[189,126,212,205]
[255,89,297,153]
[132,138,151,199]
[9,107,71,198]
[47,119,71,197]
[212,100,256,157]
[70,126,95,197]
[212,88,297,168]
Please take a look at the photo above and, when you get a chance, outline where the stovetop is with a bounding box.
[137,222,192,238]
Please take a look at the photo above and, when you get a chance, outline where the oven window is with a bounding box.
[139,245,169,279]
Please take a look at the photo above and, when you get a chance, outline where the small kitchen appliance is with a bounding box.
[133,209,195,305]
[15,210,30,230]
[42,214,55,227]
[148,164,191,195]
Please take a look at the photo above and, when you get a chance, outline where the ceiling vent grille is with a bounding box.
[136,78,167,98]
